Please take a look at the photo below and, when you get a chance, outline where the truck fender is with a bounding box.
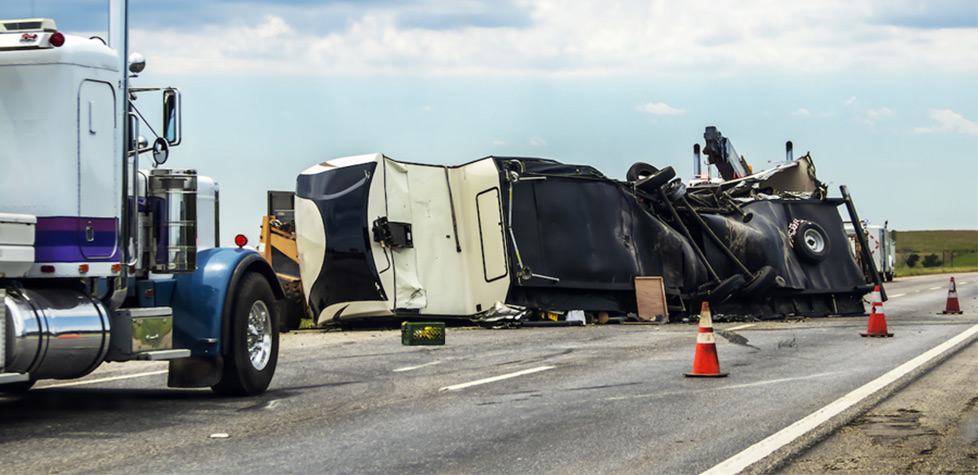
[170,247,284,358]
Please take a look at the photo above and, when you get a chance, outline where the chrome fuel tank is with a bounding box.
[3,287,110,380]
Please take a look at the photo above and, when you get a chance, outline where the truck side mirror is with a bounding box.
[162,88,181,146]
[152,137,169,166]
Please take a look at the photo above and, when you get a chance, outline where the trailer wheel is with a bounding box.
[212,272,279,397]
[626,162,658,182]
[709,274,746,305]
[278,279,305,331]
[741,266,780,298]
[636,166,676,194]
[793,221,830,263]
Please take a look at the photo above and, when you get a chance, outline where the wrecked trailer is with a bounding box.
[293,128,876,325]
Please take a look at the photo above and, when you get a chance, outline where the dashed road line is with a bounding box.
[888,293,905,298]
[440,366,554,391]
[727,324,756,332]
[716,373,840,391]
[600,372,839,403]
[393,361,443,372]
[35,370,169,389]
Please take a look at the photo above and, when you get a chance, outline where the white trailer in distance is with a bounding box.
[845,221,895,282]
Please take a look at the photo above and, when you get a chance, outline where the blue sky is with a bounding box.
[4,0,976,245]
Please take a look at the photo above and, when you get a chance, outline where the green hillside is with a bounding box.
[892,230,978,276]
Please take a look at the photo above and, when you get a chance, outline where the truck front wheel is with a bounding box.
[212,272,279,396]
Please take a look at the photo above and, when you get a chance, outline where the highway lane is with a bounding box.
[0,272,974,474]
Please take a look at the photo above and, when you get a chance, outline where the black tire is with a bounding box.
[741,266,780,298]
[636,166,676,194]
[709,274,746,305]
[793,221,830,264]
[212,273,280,397]
[626,162,659,182]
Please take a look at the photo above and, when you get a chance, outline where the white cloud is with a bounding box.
[127,0,978,77]
[861,106,895,125]
[492,139,506,146]
[793,108,812,117]
[529,136,546,146]
[842,98,896,126]
[254,15,294,38]
[914,109,978,136]
[868,107,894,118]
[636,101,686,116]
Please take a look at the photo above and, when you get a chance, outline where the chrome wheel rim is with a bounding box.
[803,228,826,254]
[247,300,272,371]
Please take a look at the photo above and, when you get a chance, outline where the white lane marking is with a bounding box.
[702,322,978,475]
[716,373,839,391]
[439,366,554,391]
[888,293,905,298]
[600,372,839,403]
[35,370,169,389]
[393,361,443,372]
[929,286,944,290]
[726,324,756,332]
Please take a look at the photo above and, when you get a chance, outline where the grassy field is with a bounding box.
[893,230,978,277]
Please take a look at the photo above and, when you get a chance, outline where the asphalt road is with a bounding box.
[1,273,975,474]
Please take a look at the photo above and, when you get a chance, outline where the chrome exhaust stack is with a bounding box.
[148,168,197,273]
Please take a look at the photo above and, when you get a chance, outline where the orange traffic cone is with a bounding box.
[861,286,893,337]
[941,277,963,314]
[685,302,728,377]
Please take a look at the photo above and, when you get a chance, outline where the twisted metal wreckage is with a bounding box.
[272,127,881,326]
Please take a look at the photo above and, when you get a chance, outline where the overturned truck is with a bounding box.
[291,128,879,324]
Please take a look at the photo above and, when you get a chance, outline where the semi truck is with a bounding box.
[0,1,283,396]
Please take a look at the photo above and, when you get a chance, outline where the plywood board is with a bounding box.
[635,276,668,323]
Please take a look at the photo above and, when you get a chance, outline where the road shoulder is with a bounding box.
[777,339,978,474]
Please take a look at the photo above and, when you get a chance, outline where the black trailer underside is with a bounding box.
[495,156,872,321]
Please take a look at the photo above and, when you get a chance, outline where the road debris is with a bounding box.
[715,329,761,351]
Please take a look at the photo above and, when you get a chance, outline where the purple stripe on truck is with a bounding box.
[34,216,119,262]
